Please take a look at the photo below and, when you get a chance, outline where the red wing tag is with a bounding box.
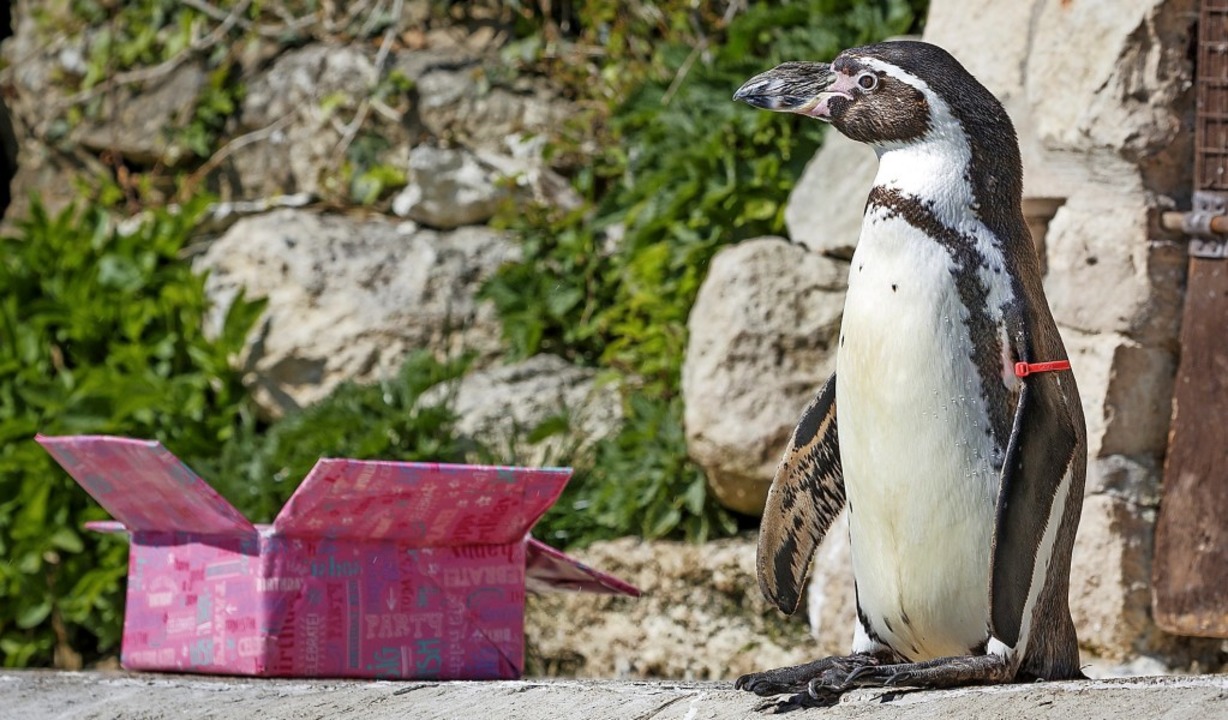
[1014,360,1072,378]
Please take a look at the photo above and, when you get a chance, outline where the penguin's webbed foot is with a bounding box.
[837,653,1012,691]
[733,652,885,698]
[736,653,1014,703]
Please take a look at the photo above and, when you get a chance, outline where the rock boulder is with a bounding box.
[419,354,622,467]
[784,133,877,260]
[196,209,515,417]
[526,536,816,679]
[75,62,206,166]
[231,44,390,200]
[683,237,847,516]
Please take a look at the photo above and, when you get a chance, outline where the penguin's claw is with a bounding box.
[735,662,829,696]
[839,664,915,689]
[805,677,843,700]
[841,664,877,686]
[735,653,886,698]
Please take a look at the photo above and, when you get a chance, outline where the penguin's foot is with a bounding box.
[736,653,1012,701]
[836,653,1012,692]
[734,652,885,697]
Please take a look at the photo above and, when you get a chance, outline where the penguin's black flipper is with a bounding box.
[757,372,846,615]
[988,356,1080,649]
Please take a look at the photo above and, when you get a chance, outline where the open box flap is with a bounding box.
[524,539,641,596]
[37,435,256,537]
[272,459,572,545]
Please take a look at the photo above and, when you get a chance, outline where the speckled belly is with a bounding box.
[835,215,1002,661]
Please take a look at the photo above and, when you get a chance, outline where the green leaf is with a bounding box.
[16,601,51,629]
[683,476,707,516]
[527,413,570,444]
[545,286,584,318]
[48,527,85,554]
[0,198,261,667]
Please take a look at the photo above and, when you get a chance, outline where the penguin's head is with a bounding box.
[735,40,1009,150]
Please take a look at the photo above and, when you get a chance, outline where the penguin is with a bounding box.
[730,40,1087,701]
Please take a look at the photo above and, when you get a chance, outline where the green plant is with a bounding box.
[483,0,926,546]
[0,199,264,668]
[173,61,245,162]
[480,202,619,368]
[486,0,926,395]
[200,351,473,523]
[534,392,738,548]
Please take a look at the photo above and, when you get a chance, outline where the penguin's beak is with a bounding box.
[734,62,853,121]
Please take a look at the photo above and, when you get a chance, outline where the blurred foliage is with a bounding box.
[0,200,263,668]
[534,392,738,548]
[52,1,258,159]
[198,351,473,523]
[483,0,926,394]
[37,0,415,205]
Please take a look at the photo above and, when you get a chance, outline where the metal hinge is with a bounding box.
[1161,191,1228,258]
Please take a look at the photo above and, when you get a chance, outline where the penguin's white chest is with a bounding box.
[836,211,1005,661]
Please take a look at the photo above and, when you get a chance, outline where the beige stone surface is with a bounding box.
[1025,0,1194,158]
[392,139,579,228]
[1065,331,1178,462]
[525,536,816,680]
[6,670,1228,720]
[1043,190,1186,347]
[75,63,206,166]
[419,354,622,467]
[232,45,386,200]
[784,133,878,259]
[805,509,856,656]
[1070,494,1155,659]
[392,144,507,228]
[682,238,847,515]
[196,209,514,417]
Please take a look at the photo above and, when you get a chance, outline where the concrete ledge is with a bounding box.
[4,671,1228,719]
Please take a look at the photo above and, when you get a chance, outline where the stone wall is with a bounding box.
[1,1,613,448]
[682,0,1224,669]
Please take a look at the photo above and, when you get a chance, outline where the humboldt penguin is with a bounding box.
[731,40,1087,700]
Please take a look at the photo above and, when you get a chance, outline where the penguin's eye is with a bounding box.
[857,72,878,91]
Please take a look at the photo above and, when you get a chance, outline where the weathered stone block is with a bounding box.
[1043,191,1186,346]
[784,133,877,260]
[419,354,622,467]
[683,238,847,515]
[76,63,206,166]
[196,209,514,417]
[1026,0,1194,158]
[526,536,816,679]
[1064,331,1177,461]
[397,47,572,151]
[1069,493,1154,660]
[233,45,390,200]
[391,140,580,229]
[806,509,856,656]
[393,144,506,228]
[923,1,1033,101]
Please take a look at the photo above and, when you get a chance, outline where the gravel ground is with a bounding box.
[4,671,1228,720]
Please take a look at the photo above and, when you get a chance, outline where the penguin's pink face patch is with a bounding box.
[794,70,860,121]
[734,55,931,144]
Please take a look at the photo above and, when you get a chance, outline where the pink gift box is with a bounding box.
[37,434,639,680]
